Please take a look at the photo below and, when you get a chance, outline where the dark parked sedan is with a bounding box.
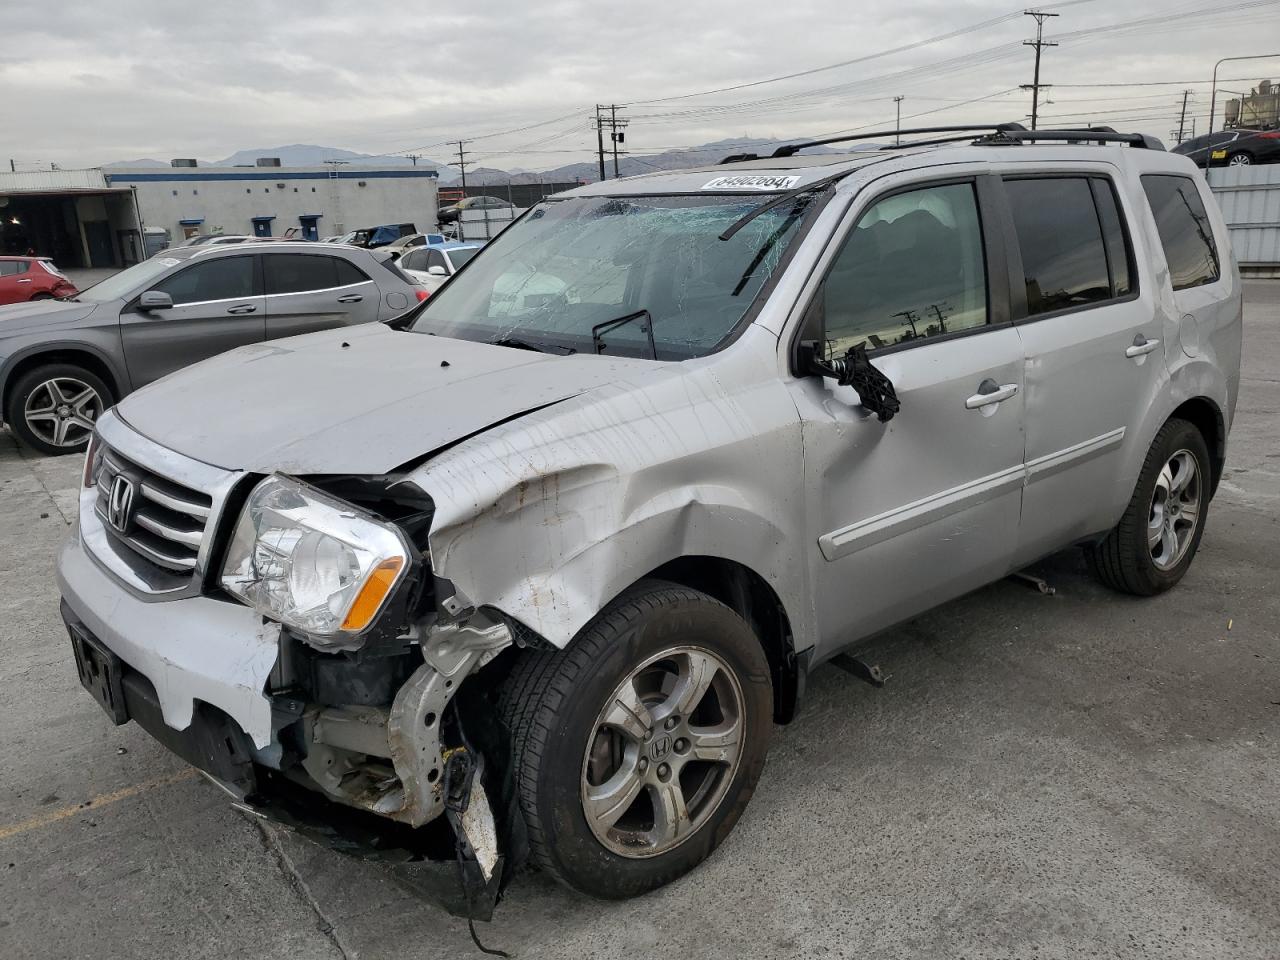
[1172,128,1280,167]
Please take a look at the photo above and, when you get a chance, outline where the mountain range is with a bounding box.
[103,138,858,184]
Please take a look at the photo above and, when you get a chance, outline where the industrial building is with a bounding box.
[0,159,440,268]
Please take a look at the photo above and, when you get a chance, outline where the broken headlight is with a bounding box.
[221,476,410,647]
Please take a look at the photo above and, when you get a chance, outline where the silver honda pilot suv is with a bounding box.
[57,126,1242,907]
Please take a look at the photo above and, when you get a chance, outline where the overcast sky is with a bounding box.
[5,0,1279,172]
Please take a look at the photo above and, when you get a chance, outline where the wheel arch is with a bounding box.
[1169,396,1225,495]
[643,556,803,724]
[1,346,123,421]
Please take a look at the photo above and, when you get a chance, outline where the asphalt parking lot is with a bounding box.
[1,283,1277,960]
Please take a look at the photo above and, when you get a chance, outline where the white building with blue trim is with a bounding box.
[109,160,440,249]
[0,159,440,269]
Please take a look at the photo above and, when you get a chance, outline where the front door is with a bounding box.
[262,252,381,339]
[1003,173,1167,567]
[787,176,1027,656]
[119,253,266,387]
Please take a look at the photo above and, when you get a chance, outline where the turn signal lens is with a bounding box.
[415,289,431,301]
[82,434,101,488]
[341,556,406,631]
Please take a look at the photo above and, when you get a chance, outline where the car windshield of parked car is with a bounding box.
[75,256,190,303]
[409,193,814,359]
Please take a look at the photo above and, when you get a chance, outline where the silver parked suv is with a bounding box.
[56,124,1241,909]
[0,242,420,454]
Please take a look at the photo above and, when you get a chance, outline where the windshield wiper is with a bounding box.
[591,309,657,360]
[490,335,577,356]
[718,165,867,243]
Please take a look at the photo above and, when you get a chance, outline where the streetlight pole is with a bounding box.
[1209,53,1280,133]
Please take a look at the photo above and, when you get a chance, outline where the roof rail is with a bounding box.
[770,124,1020,157]
[740,123,1164,162]
[977,126,1166,150]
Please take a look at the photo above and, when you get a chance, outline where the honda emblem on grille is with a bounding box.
[107,475,135,534]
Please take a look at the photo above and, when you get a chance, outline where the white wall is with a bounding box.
[107,166,440,240]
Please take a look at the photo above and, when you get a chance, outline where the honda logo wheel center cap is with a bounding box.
[649,734,672,763]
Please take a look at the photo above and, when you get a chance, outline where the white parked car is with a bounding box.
[397,241,483,294]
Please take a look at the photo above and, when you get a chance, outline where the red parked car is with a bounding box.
[0,257,79,306]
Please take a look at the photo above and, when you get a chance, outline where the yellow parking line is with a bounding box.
[0,768,199,842]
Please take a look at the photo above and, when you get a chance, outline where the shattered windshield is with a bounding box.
[408,193,814,359]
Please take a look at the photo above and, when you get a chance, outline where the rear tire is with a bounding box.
[5,363,111,456]
[1085,418,1210,596]
[499,580,773,898]
[31,293,54,301]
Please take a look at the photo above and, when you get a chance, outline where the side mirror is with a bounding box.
[427,265,448,277]
[797,339,901,423]
[139,290,173,311]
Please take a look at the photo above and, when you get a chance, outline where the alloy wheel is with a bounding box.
[1228,153,1252,166]
[1148,448,1201,571]
[23,377,102,449]
[580,646,745,858]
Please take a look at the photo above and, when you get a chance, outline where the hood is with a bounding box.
[0,299,100,335]
[116,322,656,474]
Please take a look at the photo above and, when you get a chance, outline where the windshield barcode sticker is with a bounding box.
[701,175,801,191]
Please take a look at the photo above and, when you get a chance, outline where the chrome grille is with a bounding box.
[94,449,213,577]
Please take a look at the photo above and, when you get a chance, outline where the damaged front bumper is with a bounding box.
[57,520,512,917]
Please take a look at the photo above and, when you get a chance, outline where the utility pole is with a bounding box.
[1177,90,1193,143]
[1021,9,1059,131]
[405,153,422,167]
[894,96,904,145]
[608,105,629,178]
[593,105,629,179]
[455,140,469,194]
[594,105,606,182]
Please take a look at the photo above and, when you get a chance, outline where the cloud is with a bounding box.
[4,0,1279,170]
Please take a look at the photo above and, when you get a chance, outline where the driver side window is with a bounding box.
[819,181,988,358]
[152,256,255,306]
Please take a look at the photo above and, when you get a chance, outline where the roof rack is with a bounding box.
[718,123,1165,163]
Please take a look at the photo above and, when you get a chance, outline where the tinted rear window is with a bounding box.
[265,254,359,294]
[1006,177,1112,316]
[1140,175,1221,291]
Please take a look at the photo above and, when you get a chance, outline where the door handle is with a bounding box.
[337,294,364,303]
[965,379,1019,410]
[1125,335,1160,358]
[226,304,257,315]
[16,279,31,283]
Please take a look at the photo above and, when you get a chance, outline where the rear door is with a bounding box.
[787,174,1028,654]
[0,261,28,305]
[119,253,266,386]
[262,252,380,339]
[1002,172,1164,567]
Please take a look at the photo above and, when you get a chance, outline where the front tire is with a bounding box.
[5,363,111,455]
[1085,418,1210,596]
[1227,151,1253,166]
[500,580,773,898]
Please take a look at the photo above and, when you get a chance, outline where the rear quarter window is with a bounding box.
[1140,174,1221,291]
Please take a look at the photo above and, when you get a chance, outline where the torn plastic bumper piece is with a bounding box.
[233,754,507,921]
